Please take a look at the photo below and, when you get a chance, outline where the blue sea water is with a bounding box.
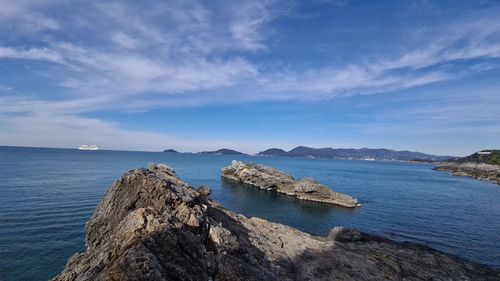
[0,146,499,280]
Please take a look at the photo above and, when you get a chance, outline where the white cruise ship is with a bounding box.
[78,144,99,151]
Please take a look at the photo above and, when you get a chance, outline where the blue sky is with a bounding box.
[0,0,499,156]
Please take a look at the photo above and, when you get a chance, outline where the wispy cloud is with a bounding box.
[318,0,349,7]
[0,0,59,32]
[0,47,64,63]
[260,17,500,100]
[110,32,141,50]
[228,1,282,51]
[0,84,13,91]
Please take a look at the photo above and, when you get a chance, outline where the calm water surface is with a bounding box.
[1,146,499,280]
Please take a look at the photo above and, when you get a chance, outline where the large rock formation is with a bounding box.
[53,164,499,281]
[433,162,500,185]
[221,160,360,207]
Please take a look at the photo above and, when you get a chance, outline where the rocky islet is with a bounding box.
[221,160,360,207]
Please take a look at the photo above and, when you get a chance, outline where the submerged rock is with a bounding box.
[53,164,499,281]
[433,162,500,185]
[221,160,360,207]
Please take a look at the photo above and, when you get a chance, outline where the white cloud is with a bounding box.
[0,0,59,32]
[111,32,140,49]
[0,47,64,63]
[258,17,500,100]
[2,0,498,110]
[51,44,257,96]
[259,65,454,101]
[228,2,274,51]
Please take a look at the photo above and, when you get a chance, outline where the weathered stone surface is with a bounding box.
[328,226,363,242]
[221,160,360,207]
[196,185,211,196]
[53,164,500,281]
[433,162,500,185]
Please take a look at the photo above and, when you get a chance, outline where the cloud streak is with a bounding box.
[0,47,64,63]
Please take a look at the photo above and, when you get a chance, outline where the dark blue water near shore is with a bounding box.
[0,146,499,280]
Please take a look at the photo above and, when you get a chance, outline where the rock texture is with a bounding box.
[433,162,500,185]
[221,160,360,207]
[54,164,499,281]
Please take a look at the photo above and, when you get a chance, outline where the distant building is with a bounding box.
[477,151,492,155]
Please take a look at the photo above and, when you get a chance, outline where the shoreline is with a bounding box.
[433,162,500,185]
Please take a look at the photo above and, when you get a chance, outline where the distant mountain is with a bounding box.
[163,149,179,153]
[257,146,453,161]
[257,148,288,157]
[456,149,500,165]
[199,149,247,155]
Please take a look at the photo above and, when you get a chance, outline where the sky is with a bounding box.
[0,0,499,156]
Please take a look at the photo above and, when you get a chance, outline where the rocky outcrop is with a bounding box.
[54,164,499,280]
[221,160,360,207]
[433,162,500,185]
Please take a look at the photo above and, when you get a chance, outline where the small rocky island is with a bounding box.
[199,149,247,155]
[221,160,360,207]
[162,149,179,153]
[433,150,500,185]
[53,164,499,280]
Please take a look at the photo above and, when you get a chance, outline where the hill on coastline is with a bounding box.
[258,146,453,161]
[456,150,500,165]
[162,146,453,161]
[199,148,247,155]
[258,148,288,157]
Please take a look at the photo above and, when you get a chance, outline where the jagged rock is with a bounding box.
[53,164,500,281]
[221,160,360,207]
[196,186,211,196]
[433,162,500,185]
[328,226,363,242]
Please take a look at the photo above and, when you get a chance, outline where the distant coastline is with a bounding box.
[162,145,454,161]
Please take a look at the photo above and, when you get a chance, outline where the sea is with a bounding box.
[0,146,499,280]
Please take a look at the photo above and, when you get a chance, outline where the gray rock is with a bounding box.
[328,226,363,242]
[196,186,211,196]
[221,160,360,207]
[53,164,500,281]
